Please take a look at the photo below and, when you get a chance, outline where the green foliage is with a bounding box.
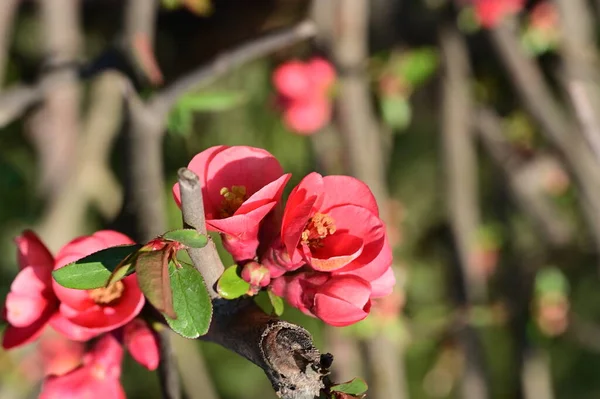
[164,262,212,338]
[267,289,284,316]
[396,48,439,88]
[52,245,142,290]
[381,95,412,131]
[167,91,246,136]
[535,267,570,296]
[217,265,250,299]
[330,378,368,396]
[162,228,208,248]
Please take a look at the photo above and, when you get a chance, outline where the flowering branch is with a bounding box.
[176,167,332,399]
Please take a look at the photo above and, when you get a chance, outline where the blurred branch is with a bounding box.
[315,1,409,398]
[38,72,124,250]
[439,25,490,399]
[475,108,573,247]
[489,23,600,257]
[0,0,18,88]
[177,168,331,399]
[149,20,317,118]
[31,0,82,199]
[123,0,162,85]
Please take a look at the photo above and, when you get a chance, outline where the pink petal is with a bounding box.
[307,233,364,271]
[124,319,160,370]
[320,175,379,215]
[2,304,55,349]
[54,230,134,269]
[15,230,54,271]
[235,174,291,215]
[173,145,227,213]
[90,333,124,372]
[66,276,145,332]
[319,275,372,308]
[5,292,48,327]
[334,236,393,282]
[205,146,284,212]
[370,267,396,298]
[10,266,48,295]
[49,314,100,342]
[313,294,370,327]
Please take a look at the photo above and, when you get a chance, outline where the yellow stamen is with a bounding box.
[301,213,336,248]
[89,281,124,305]
[219,185,247,218]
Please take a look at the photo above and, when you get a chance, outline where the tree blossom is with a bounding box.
[264,173,395,326]
[173,145,290,261]
[50,231,145,341]
[40,333,125,399]
[273,57,336,135]
[123,318,160,370]
[461,0,525,28]
[2,231,58,349]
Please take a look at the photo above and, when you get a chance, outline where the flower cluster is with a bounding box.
[173,145,396,326]
[272,57,336,135]
[2,230,159,397]
[461,0,525,28]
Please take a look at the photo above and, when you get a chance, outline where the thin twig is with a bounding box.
[440,24,490,399]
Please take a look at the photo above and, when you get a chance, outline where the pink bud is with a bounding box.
[241,261,271,288]
[313,275,372,327]
[124,319,160,371]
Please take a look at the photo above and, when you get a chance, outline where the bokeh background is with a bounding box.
[1,0,600,398]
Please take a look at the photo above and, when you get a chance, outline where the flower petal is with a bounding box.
[307,233,364,271]
[370,267,396,298]
[2,304,55,349]
[313,294,370,327]
[5,292,48,327]
[319,176,379,215]
[124,319,159,371]
[15,230,54,271]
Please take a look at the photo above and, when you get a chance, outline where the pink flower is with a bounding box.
[273,57,336,135]
[50,231,145,341]
[267,173,390,280]
[283,96,331,135]
[173,145,291,261]
[123,318,159,370]
[271,273,372,327]
[39,333,86,377]
[40,333,125,399]
[2,231,58,349]
[467,0,525,28]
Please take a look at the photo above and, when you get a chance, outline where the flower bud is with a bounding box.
[241,262,271,288]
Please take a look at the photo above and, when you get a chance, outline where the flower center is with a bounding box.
[89,281,124,305]
[301,213,336,248]
[219,185,247,218]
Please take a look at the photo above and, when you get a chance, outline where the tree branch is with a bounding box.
[177,168,332,399]
[0,0,19,88]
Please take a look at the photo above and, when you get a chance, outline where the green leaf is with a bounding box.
[136,249,176,319]
[52,244,142,290]
[397,48,439,87]
[381,95,412,131]
[162,229,208,249]
[178,91,246,112]
[106,256,137,287]
[267,290,284,316]
[165,262,212,338]
[331,378,368,396]
[217,265,250,299]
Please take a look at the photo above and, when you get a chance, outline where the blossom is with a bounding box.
[271,273,373,327]
[264,173,395,326]
[40,333,125,399]
[273,57,336,135]
[2,231,58,349]
[123,318,160,370]
[50,231,145,341]
[173,145,290,261]
[462,0,525,28]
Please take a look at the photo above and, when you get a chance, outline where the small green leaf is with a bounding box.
[267,290,284,316]
[136,249,175,319]
[178,91,245,112]
[165,262,212,338]
[106,256,137,287]
[381,95,412,131]
[397,48,439,87]
[217,265,250,299]
[331,378,368,395]
[52,244,142,290]
[162,229,208,249]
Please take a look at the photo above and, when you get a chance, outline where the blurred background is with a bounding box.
[2,0,600,398]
